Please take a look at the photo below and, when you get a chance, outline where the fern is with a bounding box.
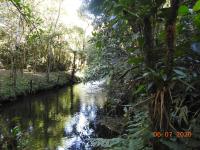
[90,109,153,150]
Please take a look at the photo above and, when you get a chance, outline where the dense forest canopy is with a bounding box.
[0,0,94,103]
[0,0,91,73]
[82,0,200,149]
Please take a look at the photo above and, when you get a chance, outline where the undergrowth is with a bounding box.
[90,108,153,150]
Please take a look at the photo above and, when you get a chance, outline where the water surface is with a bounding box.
[0,82,106,149]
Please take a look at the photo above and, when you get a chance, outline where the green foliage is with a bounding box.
[0,0,87,85]
[173,68,187,78]
[0,71,73,101]
[1,0,200,149]
[0,117,29,149]
[90,110,152,150]
[194,14,200,29]
[178,5,189,16]
[133,84,146,96]
[193,0,200,12]
[12,0,21,6]
[128,57,144,65]
[90,137,124,149]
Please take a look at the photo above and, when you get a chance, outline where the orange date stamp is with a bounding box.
[153,131,192,138]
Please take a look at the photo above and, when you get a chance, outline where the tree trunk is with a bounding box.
[151,0,180,132]
[143,16,155,69]
[149,1,180,134]
[11,46,17,91]
[166,0,180,76]
[70,51,76,84]
[46,50,51,82]
[33,47,36,74]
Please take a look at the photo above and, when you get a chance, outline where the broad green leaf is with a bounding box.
[128,57,143,65]
[143,72,149,77]
[193,0,200,12]
[134,85,145,95]
[13,0,20,3]
[113,3,124,14]
[127,47,137,52]
[13,0,21,6]
[178,5,189,16]
[96,41,102,48]
[173,69,187,77]
[123,8,139,18]
[194,14,200,29]
[12,126,21,137]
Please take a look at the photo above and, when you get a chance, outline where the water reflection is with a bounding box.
[0,82,106,149]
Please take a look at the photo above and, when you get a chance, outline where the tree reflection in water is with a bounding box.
[0,82,106,149]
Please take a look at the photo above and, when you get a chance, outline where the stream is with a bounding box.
[0,82,107,149]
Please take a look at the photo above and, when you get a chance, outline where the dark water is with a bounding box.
[0,82,106,149]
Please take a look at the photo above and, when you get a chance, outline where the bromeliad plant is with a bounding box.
[144,59,199,131]
[143,68,173,131]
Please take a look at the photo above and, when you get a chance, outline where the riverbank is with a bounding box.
[0,70,80,102]
[91,100,152,149]
[91,79,200,150]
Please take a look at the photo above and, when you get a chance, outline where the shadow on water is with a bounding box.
[0,82,107,150]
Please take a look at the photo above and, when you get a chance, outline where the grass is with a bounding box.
[0,70,79,102]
